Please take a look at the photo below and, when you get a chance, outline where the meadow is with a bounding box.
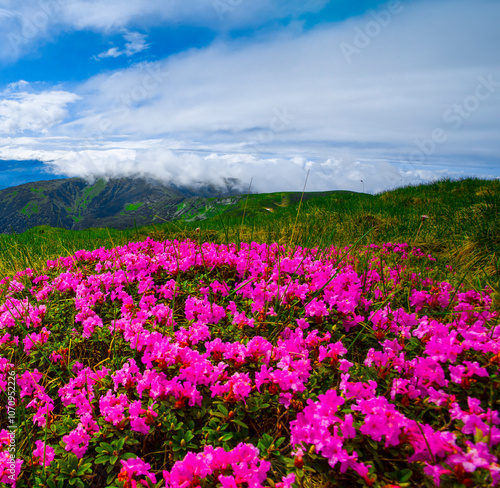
[1,177,499,487]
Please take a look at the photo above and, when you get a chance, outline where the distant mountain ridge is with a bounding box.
[0,176,243,234]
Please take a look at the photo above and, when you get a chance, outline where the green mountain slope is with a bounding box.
[0,177,243,234]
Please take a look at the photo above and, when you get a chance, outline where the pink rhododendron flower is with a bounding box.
[62,424,91,458]
[119,458,157,487]
[32,440,55,467]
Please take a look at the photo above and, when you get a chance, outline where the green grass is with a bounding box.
[20,201,40,218]
[124,202,144,212]
[182,201,236,221]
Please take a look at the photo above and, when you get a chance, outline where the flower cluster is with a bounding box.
[0,239,498,487]
[163,442,295,487]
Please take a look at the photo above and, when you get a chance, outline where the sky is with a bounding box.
[0,0,499,194]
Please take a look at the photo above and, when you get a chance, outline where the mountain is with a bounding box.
[0,177,243,234]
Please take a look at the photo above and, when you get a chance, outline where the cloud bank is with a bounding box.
[0,141,452,194]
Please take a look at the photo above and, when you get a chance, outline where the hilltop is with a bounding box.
[0,176,243,234]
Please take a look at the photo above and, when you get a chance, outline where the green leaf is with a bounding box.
[107,472,117,484]
[217,404,229,417]
[116,436,127,450]
[68,453,79,469]
[77,463,92,476]
[98,442,113,453]
[121,452,138,460]
[275,437,286,447]
[231,419,248,429]
[398,469,413,483]
[257,434,275,453]
[210,412,226,419]
[77,463,92,474]
[95,455,111,464]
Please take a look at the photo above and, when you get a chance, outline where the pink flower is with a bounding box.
[447,441,493,472]
[318,341,347,363]
[340,414,357,439]
[33,440,55,467]
[276,473,296,488]
[99,390,129,426]
[0,430,24,485]
[305,298,329,318]
[62,424,91,458]
[72,361,84,373]
[340,375,377,400]
[163,443,271,487]
[423,464,452,486]
[296,318,310,330]
[119,458,157,487]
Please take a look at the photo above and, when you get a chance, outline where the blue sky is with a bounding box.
[0,0,498,193]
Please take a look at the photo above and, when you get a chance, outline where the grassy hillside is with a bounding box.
[1,177,498,292]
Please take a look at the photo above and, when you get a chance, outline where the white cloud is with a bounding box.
[123,31,149,56]
[0,8,14,19]
[47,147,457,194]
[95,31,149,59]
[95,47,121,59]
[3,80,29,93]
[0,90,81,135]
[58,0,328,31]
